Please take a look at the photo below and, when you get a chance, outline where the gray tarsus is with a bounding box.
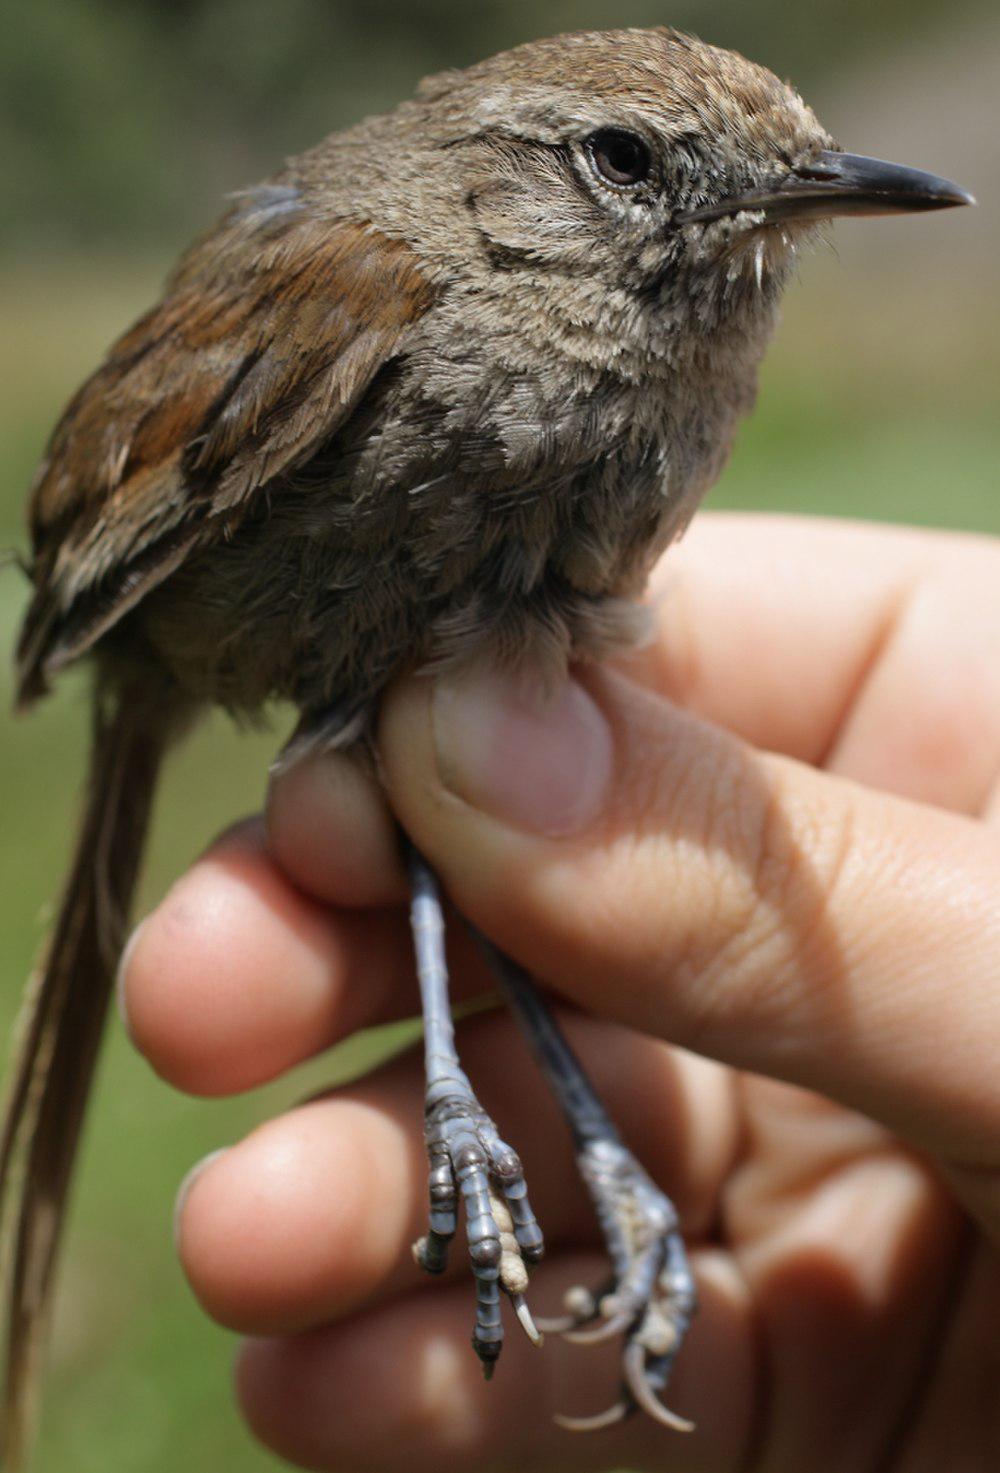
[406,841,543,1372]
[477,936,698,1432]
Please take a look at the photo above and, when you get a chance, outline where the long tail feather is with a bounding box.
[0,683,168,1466]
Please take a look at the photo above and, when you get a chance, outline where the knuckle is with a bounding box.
[453,1142,487,1172]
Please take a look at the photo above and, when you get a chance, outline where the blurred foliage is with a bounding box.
[0,1,997,1470]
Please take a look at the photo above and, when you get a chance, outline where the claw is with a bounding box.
[564,1311,632,1346]
[536,1282,603,1334]
[535,1312,579,1334]
[623,1341,695,1433]
[511,1293,544,1347]
[554,1401,629,1433]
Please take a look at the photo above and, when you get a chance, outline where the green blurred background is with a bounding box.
[1,1,996,1468]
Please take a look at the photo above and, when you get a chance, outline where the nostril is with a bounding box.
[792,162,840,183]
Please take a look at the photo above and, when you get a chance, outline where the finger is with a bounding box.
[724,1061,966,1452]
[632,515,1000,811]
[261,519,1000,922]
[259,520,1000,925]
[236,1247,750,1473]
[888,1240,1000,1461]
[120,818,451,1095]
[266,747,406,907]
[175,1008,736,1334]
[236,1248,752,1473]
[377,666,1000,1194]
[726,1077,966,1470]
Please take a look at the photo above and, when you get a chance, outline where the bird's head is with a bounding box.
[392,27,972,340]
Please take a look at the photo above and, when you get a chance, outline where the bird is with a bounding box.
[0,24,972,1463]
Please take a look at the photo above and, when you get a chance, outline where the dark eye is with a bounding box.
[586,129,652,188]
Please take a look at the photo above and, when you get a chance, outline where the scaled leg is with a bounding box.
[479,937,697,1431]
[407,843,544,1373]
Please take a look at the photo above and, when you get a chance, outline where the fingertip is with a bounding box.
[379,670,618,844]
[174,1147,230,1251]
[266,749,406,908]
[122,820,406,1095]
[176,1098,413,1334]
[115,915,147,1044]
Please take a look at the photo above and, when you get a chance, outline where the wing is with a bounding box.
[15,187,434,706]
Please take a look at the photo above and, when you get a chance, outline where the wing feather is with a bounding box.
[16,193,434,705]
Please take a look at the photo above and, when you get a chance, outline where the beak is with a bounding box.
[678,149,976,226]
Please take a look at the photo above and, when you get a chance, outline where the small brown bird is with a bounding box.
[1,25,972,1463]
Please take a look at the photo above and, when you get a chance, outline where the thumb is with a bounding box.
[378,664,796,1046]
[377,666,1000,1180]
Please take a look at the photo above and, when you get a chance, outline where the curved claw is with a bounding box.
[554,1401,629,1434]
[511,1293,544,1347]
[623,1341,695,1433]
[534,1312,580,1334]
[536,1282,602,1336]
[564,1311,632,1346]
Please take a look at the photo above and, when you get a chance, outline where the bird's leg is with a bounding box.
[477,937,697,1432]
[406,842,544,1374]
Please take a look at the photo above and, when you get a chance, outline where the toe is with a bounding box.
[175,1007,735,1336]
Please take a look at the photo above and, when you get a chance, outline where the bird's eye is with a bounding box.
[586,129,652,188]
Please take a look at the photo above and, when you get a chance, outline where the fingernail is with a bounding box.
[174,1148,229,1250]
[115,918,147,1043]
[431,671,613,837]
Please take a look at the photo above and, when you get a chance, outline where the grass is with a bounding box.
[0,251,996,1471]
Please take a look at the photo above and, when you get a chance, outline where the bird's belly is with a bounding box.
[132,428,690,733]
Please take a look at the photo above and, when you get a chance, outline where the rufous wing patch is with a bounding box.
[16,202,434,705]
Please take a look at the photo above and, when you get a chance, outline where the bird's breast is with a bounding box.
[134,287,754,728]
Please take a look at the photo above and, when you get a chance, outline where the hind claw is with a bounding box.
[623,1340,696,1433]
[564,1311,632,1346]
[554,1400,630,1433]
[535,1311,579,1334]
[552,1138,697,1432]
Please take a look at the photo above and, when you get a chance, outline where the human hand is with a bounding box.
[120,514,1000,1471]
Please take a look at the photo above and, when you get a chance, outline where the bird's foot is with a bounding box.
[540,1137,697,1432]
[412,1078,545,1374]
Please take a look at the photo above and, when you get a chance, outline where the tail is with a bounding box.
[0,683,168,1465]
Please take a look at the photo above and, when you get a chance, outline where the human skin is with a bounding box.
[120,513,1000,1472]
